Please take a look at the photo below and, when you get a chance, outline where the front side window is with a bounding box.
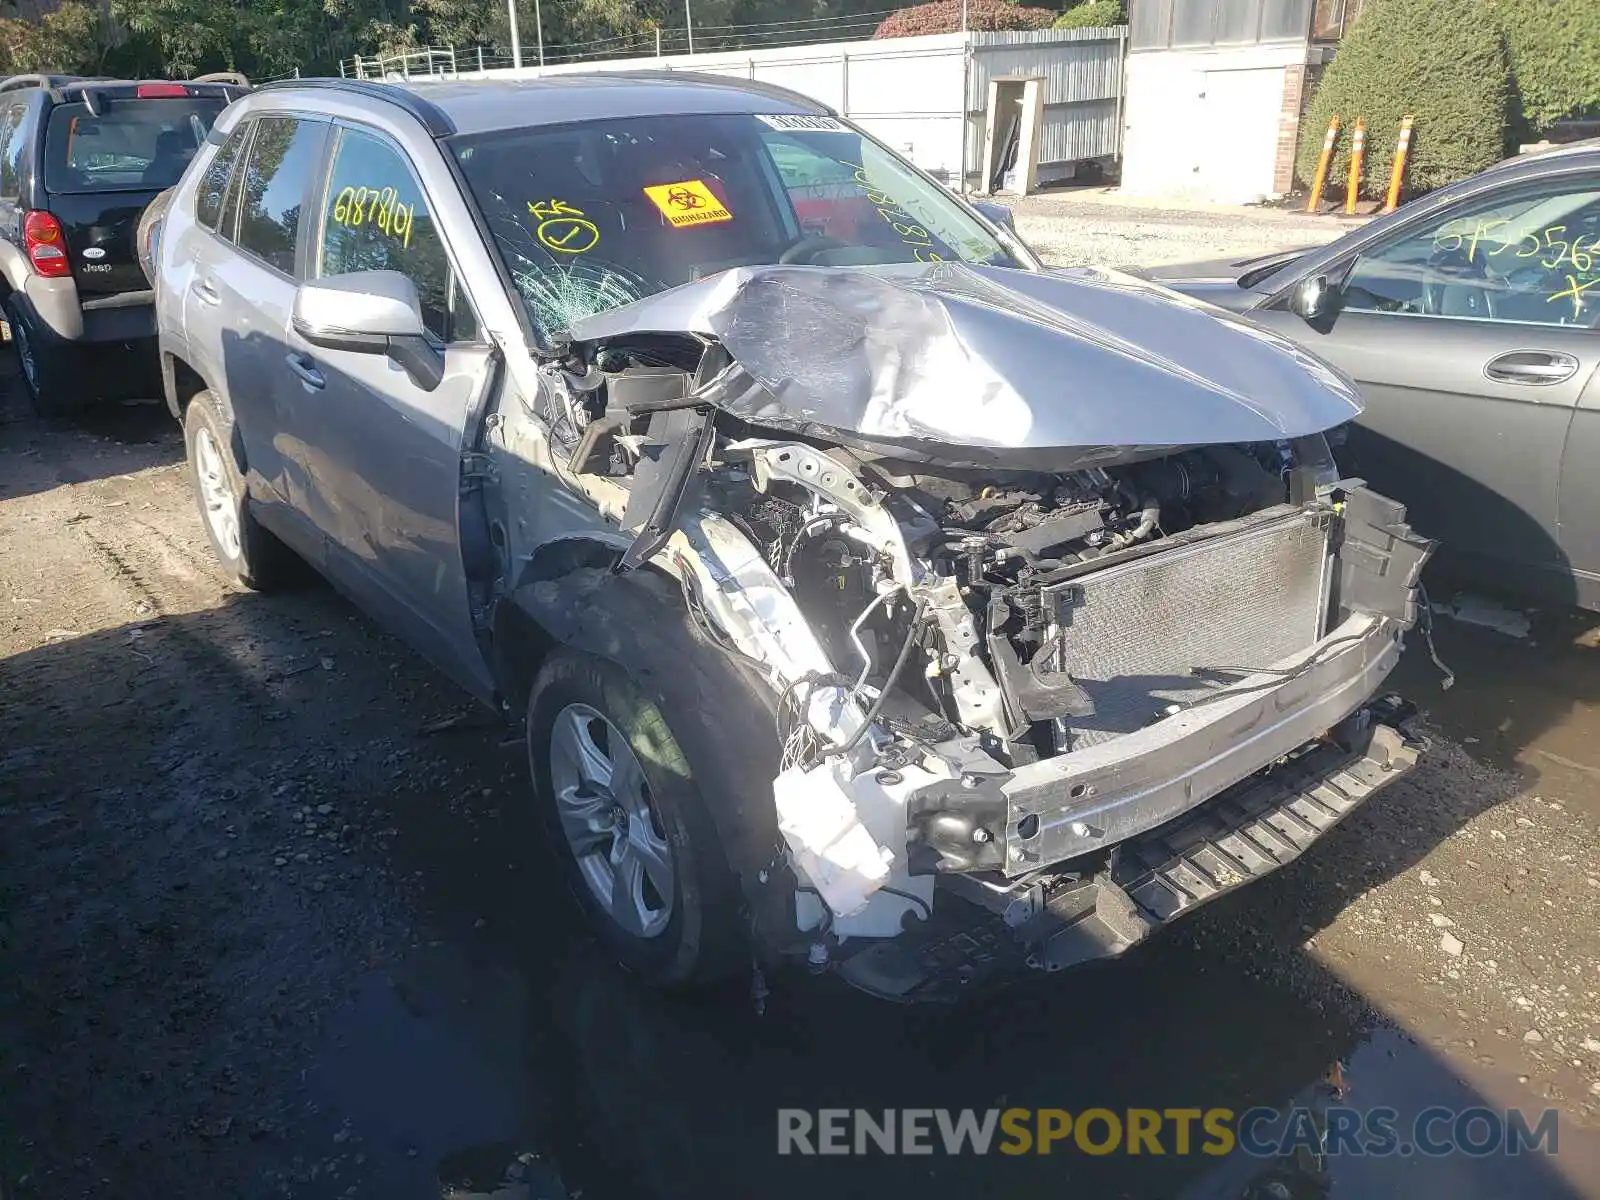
[43,98,223,194]
[316,126,472,342]
[1340,181,1600,327]
[235,116,326,275]
[451,112,1016,342]
[196,121,250,232]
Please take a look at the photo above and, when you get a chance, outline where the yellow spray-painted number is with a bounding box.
[1548,273,1600,320]
[642,180,732,228]
[1435,220,1600,271]
[840,160,942,262]
[1432,216,1600,317]
[529,198,600,254]
[332,185,415,248]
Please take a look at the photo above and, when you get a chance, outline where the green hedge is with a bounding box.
[1296,0,1509,199]
[1053,0,1124,29]
[1497,0,1600,133]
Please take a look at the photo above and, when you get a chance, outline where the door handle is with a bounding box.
[191,278,220,306]
[1484,350,1579,386]
[284,353,325,391]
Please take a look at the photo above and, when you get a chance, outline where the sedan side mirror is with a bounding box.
[973,200,1017,233]
[1289,273,1337,322]
[291,270,444,392]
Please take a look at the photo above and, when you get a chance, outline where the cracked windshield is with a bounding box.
[452,112,1019,339]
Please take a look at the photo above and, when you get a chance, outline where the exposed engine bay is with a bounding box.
[494,263,1435,998]
[733,442,1291,749]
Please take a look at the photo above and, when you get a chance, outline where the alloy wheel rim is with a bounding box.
[193,426,241,561]
[548,703,675,939]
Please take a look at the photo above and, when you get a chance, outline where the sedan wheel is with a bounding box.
[548,703,676,939]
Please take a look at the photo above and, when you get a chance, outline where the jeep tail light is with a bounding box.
[23,211,70,278]
[136,83,189,98]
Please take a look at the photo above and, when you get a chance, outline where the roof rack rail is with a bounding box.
[193,71,250,88]
[255,77,454,137]
[0,73,71,94]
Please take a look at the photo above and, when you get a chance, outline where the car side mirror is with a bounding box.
[973,200,1017,233]
[291,270,444,392]
[1288,273,1337,322]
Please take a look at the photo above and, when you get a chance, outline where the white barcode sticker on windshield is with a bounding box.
[757,114,849,133]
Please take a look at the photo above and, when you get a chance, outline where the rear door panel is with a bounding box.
[220,116,330,518]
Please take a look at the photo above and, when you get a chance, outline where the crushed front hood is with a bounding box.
[567,262,1363,468]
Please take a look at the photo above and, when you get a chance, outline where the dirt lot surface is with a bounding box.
[4,207,1600,1199]
[1012,189,1348,268]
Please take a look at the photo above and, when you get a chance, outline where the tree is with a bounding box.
[1295,0,1509,198]
[1054,0,1123,30]
[1496,0,1600,134]
[0,1,124,76]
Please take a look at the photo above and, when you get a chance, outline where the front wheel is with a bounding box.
[527,648,747,987]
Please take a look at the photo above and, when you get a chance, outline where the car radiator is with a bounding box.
[1045,505,1335,749]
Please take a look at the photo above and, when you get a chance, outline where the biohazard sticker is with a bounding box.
[642,179,733,228]
[756,114,849,133]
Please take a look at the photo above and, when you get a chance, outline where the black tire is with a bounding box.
[5,295,78,418]
[181,389,293,590]
[524,572,785,988]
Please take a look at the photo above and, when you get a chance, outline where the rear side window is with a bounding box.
[43,99,223,194]
[235,116,326,275]
[0,104,26,199]
[196,122,250,232]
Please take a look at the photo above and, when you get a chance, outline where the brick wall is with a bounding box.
[1272,64,1308,194]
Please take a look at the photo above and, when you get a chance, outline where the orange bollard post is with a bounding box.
[1383,113,1415,213]
[1344,118,1366,215]
[1305,114,1341,213]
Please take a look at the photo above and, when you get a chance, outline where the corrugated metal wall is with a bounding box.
[446,28,1127,186]
[967,28,1127,170]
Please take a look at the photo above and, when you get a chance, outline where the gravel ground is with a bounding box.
[1012,190,1347,268]
[2,202,1600,1199]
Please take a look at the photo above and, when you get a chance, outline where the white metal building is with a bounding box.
[379,28,1127,194]
[1121,0,1347,204]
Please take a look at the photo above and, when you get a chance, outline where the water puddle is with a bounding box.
[307,929,1595,1199]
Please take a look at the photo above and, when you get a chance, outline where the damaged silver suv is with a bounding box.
[149,75,1433,1000]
